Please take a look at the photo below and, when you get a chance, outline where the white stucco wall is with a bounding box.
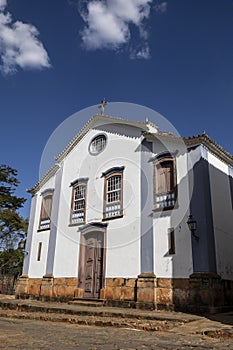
[28,177,55,278]
[152,139,193,278]
[51,123,142,278]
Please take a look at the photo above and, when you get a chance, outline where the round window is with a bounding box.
[89,134,107,155]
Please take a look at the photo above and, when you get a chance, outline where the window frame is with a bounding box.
[168,228,175,255]
[38,190,54,231]
[37,242,42,261]
[153,156,177,211]
[89,134,107,155]
[70,179,88,226]
[102,167,124,221]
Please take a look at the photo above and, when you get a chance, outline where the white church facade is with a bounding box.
[16,112,233,312]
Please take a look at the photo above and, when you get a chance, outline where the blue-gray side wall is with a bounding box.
[140,139,154,273]
[189,154,217,273]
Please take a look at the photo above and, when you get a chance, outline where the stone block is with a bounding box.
[103,286,113,299]
[40,275,54,298]
[137,280,156,289]
[112,286,122,300]
[136,273,157,303]
[157,278,173,289]
[125,278,136,288]
[121,286,135,301]
[100,288,105,299]
[28,279,42,295]
[156,288,172,304]
[112,278,125,287]
[74,288,84,298]
[15,275,29,295]
[105,278,113,287]
[138,272,156,278]
[173,288,189,305]
[173,278,189,290]
[137,287,156,303]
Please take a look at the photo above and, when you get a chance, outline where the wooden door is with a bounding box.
[81,232,104,298]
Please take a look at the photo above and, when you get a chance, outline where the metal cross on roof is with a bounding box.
[98,99,108,116]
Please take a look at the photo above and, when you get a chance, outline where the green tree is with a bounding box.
[0,165,27,251]
[0,165,28,293]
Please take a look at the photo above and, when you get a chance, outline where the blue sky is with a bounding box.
[1,0,233,218]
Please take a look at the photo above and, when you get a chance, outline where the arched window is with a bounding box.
[39,189,54,230]
[154,157,177,210]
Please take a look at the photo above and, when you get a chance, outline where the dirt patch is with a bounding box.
[203,328,233,339]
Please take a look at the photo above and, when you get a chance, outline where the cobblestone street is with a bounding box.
[0,317,232,350]
[0,296,233,349]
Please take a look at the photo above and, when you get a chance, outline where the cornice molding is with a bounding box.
[183,133,233,167]
[28,115,157,195]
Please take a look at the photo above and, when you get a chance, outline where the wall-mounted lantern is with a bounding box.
[187,214,199,241]
[18,240,29,255]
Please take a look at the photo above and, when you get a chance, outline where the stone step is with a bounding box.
[68,298,104,307]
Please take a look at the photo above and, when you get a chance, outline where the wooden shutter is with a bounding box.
[41,195,52,220]
[156,160,174,194]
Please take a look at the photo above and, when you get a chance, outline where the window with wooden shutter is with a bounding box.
[154,157,177,210]
[39,190,54,230]
[70,181,88,225]
[103,167,124,220]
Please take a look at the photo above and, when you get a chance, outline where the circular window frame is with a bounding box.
[89,134,107,155]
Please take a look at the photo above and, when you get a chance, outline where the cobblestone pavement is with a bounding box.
[0,296,233,349]
[0,317,233,350]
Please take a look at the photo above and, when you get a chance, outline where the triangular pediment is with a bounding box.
[29,114,158,194]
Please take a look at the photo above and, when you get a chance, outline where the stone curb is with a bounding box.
[0,299,201,323]
[0,309,181,332]
[0,297,233,338]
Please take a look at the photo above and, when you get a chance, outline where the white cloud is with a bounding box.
[155,1,167,14]
[0,0,6,11]
[80,1,130,50]
[0,1,51,75]
[130,44,150,60]
[80,0,153,58]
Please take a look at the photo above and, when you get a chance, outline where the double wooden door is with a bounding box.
[78,231,105,298]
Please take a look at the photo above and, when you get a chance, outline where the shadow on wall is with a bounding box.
[168,157,233,314]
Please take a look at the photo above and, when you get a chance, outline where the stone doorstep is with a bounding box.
[69,298,104,307]
[72,297,104,303]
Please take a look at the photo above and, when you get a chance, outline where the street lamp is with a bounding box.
[187,214,199,241]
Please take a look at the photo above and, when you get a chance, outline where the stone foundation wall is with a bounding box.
[156,278,190,310]
[104,278,136,301]
[28,278,42,296]
[53,278,78,298]
[15,275,78,301]
[15,273,233,313]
